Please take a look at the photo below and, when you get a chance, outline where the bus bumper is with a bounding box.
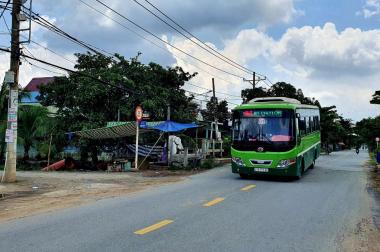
[232,162,298,177]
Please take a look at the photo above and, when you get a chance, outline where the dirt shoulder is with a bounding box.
[340,162,380,252]
[0,169,200,223]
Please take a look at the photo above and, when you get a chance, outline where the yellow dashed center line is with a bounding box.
[203,197,225,207]
[241,184,256,191]
[134,219,174,235]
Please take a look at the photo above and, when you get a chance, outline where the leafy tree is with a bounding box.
[38,52,198,162]
[241,82,319,106]
[241,87,268,103]
[39,52,198,130]
[370,90,380,104]
[202,98,230,124]
[18,106,50,160]
[355,116,380,151]
[320,106,340,143]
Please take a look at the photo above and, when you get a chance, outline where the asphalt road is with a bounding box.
[0,150,372,252]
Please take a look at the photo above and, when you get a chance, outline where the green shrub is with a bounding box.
[201,158,215,169]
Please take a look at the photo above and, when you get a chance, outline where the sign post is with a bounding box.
[134,106,143,169]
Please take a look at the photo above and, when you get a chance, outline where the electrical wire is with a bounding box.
[93,0,247,80]
[77,0,254,90]
[185,82,242,98]
[0,48,138,94]
[0,0,10,20]
[132,0,253,75]
[25,9,115,57]
[141,0,267,79]
[22,57,67,76]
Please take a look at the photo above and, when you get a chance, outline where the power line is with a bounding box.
[29,4,240,88]
[27,38,77,65]
[93,0,247,80]
[22,57,67,76]
[186,82,242,98]
[25,9,115,57]
[2,14,10,32]
[132,0,253,75]
[0,48,138,94]
[78,0,238,86]
[0,0,10,20]
[77,0,252,91]
[3,13,77,67]
[15,3,251,102]
[141,0,267,79]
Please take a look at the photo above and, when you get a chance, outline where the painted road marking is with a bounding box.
[134,219,174,235]
[241,184,256,191]
[203,197,225,207]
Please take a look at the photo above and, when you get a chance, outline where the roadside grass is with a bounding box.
[368,152,380,194]
[369,152,378,167]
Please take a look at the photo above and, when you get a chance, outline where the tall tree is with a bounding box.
[241,87,268,103]
[202,98,230,124]
[370,90,380,104]
[38,52,198,130]
[38,52,198,162]
[240,82,319,106]
[18,106,50,160]
[355,116,380,151]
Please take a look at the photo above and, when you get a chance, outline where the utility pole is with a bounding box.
[252,72,255,88]
[2,0,21,183]
[212,78,216,99]
[211,78,218,157]
[243,72,266,89]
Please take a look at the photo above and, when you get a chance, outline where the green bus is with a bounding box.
[231,97,321,179]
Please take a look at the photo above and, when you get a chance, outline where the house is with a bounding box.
[21,77,55,105]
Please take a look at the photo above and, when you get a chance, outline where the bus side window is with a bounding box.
[314,116,319,131]
[299,117,306,136]
[310,117,314,132]
[305,117,310,134]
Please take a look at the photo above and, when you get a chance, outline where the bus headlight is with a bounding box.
[277,159,296,169]
[232,157,245,167]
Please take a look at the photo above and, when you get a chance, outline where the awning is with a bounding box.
[74,121,153,139]
[145,120,199,133]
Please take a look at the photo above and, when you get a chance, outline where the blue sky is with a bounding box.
[0,0,379,121]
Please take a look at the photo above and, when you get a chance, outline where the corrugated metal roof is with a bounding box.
[24,77,55,92]
[74,121,156,139]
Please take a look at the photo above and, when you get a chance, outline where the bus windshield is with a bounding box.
[232,109,295,151]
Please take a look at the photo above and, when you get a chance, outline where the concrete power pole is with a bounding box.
[2,0,22,183]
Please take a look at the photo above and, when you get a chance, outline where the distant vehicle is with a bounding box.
[355,147,360,154]
[231,97,321,179]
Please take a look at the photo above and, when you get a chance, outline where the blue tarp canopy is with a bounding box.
[144,120,199,133]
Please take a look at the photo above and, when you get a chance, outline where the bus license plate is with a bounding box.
[254,168,269,172]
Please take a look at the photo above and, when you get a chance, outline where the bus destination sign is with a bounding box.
[242,110,283,118]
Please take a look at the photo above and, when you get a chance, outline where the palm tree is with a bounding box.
[18,106,50,160]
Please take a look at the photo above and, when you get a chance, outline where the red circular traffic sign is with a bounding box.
[135,106,143,122]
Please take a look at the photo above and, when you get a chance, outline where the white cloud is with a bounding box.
[167,22,380,120]
[357,0,380,18]
[272,23,380,78]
